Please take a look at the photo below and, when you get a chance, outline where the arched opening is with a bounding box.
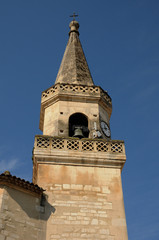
[69,113,89,138]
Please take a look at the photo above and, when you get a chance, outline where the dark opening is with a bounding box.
[69,113,89,138]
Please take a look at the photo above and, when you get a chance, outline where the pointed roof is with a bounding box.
[55,20,94,86]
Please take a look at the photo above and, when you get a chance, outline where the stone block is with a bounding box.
[68,216,76,221]
[71,184,83,190]
[1,230,8,236]
[99,229,109,235]
[83,185,92,191]
[112,218,127,226]
[81,220,89,225]
[6,237,14,240]
[63,184,70,190]
[102,186,110,194]
[50,235,60,239]
[92,186,100,192]
[91,219,98,225]
[0,235,5,240]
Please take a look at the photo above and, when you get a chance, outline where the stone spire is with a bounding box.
[55,20,94,86]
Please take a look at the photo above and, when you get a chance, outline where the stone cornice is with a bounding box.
[39,83,112,131]
[41,83,111,104]
[33,136,126,170]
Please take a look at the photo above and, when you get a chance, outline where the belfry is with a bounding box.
[0,19,128,240]
[33,19,128,239]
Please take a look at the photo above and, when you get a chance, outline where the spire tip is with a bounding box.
[69,12,79,35]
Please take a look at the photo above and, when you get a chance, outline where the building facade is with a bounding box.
[0,20,128,240]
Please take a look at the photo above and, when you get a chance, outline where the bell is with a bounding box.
[73,127,84,139]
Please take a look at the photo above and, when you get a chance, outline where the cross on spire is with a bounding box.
[70,12,78,21]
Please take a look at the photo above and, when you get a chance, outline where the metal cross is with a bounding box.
[70,12,78,21]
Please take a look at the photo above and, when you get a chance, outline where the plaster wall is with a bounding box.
[0,186,46,240]
[37,164,128,240]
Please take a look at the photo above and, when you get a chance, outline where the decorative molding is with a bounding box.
[33,136,126,169]
[39,83,112,131]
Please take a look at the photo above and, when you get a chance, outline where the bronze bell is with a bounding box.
[73,127,84,139]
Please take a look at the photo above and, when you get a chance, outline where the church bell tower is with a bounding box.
[33,19,128,240]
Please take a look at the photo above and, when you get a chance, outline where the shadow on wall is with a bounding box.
[41,194,56,221]
[6,187,56,221]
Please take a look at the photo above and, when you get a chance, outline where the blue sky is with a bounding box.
[0,0,159,239]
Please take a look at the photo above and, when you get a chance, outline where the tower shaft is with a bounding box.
[33,20,128,240]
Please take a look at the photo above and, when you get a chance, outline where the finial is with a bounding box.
[70,12,78,21]
[4,170,11,176]
[69,13,79,36]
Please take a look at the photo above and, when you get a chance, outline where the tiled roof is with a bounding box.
[0,171,44,198]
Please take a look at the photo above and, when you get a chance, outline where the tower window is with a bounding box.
[69,113,89,138]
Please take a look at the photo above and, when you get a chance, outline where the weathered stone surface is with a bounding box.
[0,187,46,240]
[55,21,94,86]
[35,164,128,240]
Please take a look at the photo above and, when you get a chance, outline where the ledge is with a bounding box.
[41,83,112,105]
[33,136,126,169]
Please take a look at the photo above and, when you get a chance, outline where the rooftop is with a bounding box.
[0,171,44,198]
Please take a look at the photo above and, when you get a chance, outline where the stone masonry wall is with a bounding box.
[0,186,46,240]
[37,164,128,240]
[43,100,100,138]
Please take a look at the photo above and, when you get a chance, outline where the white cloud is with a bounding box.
[0,158,18,172]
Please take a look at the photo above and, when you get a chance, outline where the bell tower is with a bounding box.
[33,20,128,240]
